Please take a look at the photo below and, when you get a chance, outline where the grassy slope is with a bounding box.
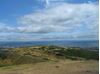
[0,60,98,74]
[0,46,99,67]
[0,46,99,74]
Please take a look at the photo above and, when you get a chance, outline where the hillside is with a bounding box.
[0,46,98,67]
[0,46,98,74]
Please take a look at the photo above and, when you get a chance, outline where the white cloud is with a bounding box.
[45,0,50,8]
[0,2,98,40]
[18,2,98,35]
[0,23,18,33]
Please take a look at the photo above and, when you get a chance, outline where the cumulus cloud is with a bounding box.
[0,32,98,41]
[0,23,15,32]
[0,1,99,40]
[18,2,98,34]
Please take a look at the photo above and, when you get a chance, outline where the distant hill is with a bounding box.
[0,40,99,48]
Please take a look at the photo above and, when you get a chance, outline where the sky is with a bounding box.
[0,0,99,41]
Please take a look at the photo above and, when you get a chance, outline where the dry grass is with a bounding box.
[0,60,98,74]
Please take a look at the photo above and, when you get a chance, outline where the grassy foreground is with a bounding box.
[0,60,98,74]
[0,46,99,74]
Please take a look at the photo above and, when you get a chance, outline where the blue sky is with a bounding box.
[0,0,99,41]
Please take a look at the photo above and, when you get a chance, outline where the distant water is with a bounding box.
[0,40,99,48]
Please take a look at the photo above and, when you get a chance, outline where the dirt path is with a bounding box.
[0,60,99,74]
